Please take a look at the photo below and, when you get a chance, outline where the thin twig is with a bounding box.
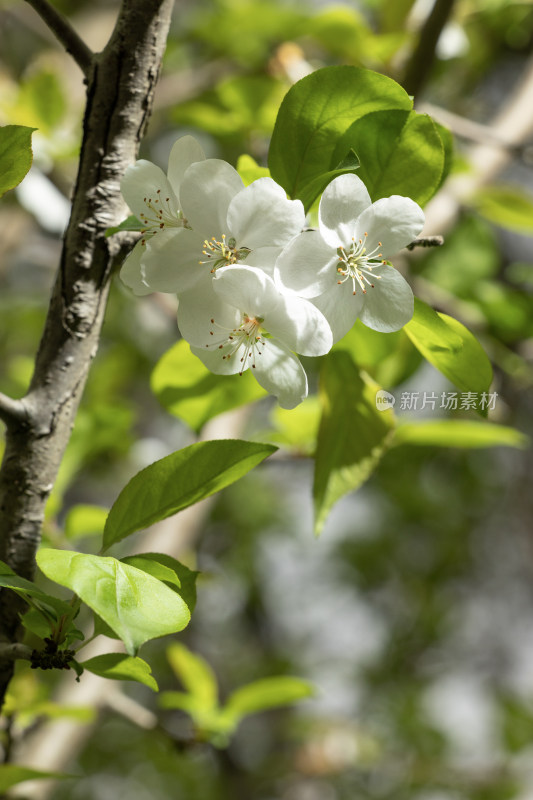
[23,0,93,77]
[0,393,29,430]
[406,235,444,251]
[0,643,32,662]
[403,0,457,98]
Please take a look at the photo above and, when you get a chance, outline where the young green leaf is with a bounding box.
[166,642,218,712]
[36,550,190,656]
[103,439,277,549]
[269,65,411,208]
[393,420,528,449]
[123,553,198,611]
[236,154,270,185]
[80,653,158,692]
[313,352,396,535]
[405,299,493,403]
[105,214,143,238]
[470,184,533,234]
[0,559,71,617]
[151,339,266,433]
[0,125,36,197]
[224,676,314,717]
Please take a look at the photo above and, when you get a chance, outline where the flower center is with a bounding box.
[200,234,251,273]
[205,313,265,374]
[139,189,185,245]
[336,232,385,295]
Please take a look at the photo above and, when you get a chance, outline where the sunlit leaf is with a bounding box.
[393,420,528,449]
[36,550,190,656]
[64,504,108,540]
[313,352,395,534]
[166,642,218,712]
[103,439,277,548]
[332,109,445,205]
[269,65,412,209]
[151,339,266,433]
[0,125,35,197]
[80,653,158,692]
[471,184,533,233]
[405,299,493,407]
[224,676,314,717]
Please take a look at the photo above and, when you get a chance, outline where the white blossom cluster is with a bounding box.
[120,136,425,408]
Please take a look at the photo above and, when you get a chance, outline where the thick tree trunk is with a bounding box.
[0,0,174,710]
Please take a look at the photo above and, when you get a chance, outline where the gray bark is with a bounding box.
[0,0,174,709]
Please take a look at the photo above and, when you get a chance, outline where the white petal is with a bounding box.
[318,174,372,248]
[213,266,281,316]
[311,283,364,344]
[191,343,247,376]
[119,240,152,296]
[265,294,333,356]
[253,339,308,409]
[179,159,244,235]
[167,136,206,193]
[244,245,282,277]
[274,231,338,299]
[354,196,425,257]
[143,227,207,293]
[358,264,414,332]
[120,160,178,220]
[178,282,241,347]
[227,177,305,249]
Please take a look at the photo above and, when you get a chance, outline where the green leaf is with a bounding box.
[36,550,190,656]
[18,70,66,133]
[0,765,73,792]
[332,109,445,204]
[166,642,218,712]
[103,439,277,549]
[471,184,533,233]
[0,559,71,618]
[80,653,158,692]
[151,339,266,433]
[393,420,528,449]
[262,396,321,455]
[105,215,143,238]
[122,552,198,612]
[64,504,108,540]
[120,556,182,590]
[224,676,314,717]
[0,125,36,197]
[313,352,395,534]
[404,298,462,353]
[236,154,270,186]
[405,299,493,403]
[269,65,411,208]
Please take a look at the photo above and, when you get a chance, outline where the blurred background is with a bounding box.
[1,0,533,798]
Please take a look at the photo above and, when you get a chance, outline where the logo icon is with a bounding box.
[375,390,395,411]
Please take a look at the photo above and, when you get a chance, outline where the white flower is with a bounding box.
[275,174,425,342]
[140,159,305,295]
[119,135,206,295]
[177,265,333,409]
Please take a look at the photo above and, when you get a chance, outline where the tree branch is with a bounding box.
[0,394,30,431]
[23,0,93,77]
[406,235,444,251]
[402,0,457,99]
[0,643,32,662]
[0,0,175,710]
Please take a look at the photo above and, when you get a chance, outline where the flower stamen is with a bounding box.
[336,233,385,295]
[198,234,251,272]
[139,191,185,244]
[204,313,265,374]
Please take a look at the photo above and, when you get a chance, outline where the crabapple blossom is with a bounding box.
[274,174,425,342]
